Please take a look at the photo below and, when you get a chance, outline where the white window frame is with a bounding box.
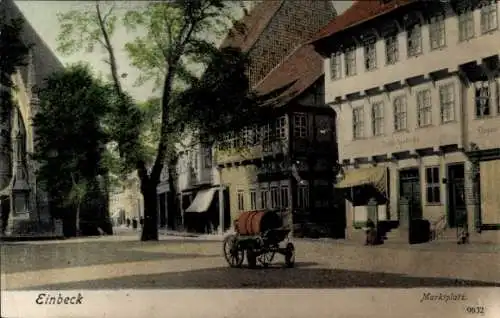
[425,166,441,204]
[364,40,377,71]
[439,83,455,123]
[475,80,492,118]
[393,96,407,131]
[237,190,245,212]
[270,186,280,209]
[429,14,446,50]
[260,187,269,210]
[276,116,287,139]
[280,185,289,208]
[293,113,308,138]
[344,48,357,76]
[458,10,475,41]
[385,34,399,65]
[416,89,432,127]
[371,102,384,136]
[407,23,422,57]
[352,107,364,139]
[330,52,341,80]
[202,146,212,168]
[250,189,257,210]
[297,184,309,209]
[481,0,498,34]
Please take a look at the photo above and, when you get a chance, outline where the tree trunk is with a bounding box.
[140,179,159,241]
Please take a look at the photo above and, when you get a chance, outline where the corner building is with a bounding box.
[312,0,500,241]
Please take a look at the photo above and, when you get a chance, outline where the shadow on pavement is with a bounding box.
[12,263,500,290]
[1,241,219,274]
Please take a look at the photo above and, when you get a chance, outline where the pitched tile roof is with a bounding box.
[220,1,284,52]
[254,43,323,106]
[310,0,415,44]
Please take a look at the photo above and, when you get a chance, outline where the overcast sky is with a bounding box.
[14,1,353,101]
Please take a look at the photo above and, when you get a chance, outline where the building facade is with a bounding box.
[214,0,339,237]
[312,0,500,241]
[0,0,63,235]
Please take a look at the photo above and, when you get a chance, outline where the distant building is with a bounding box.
[312,0,500,242]
[109,172,143,225]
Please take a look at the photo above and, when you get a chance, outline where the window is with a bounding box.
[202,146,212,168]
[425,167,441,204]
[372,102,384,136]
[250,189,257,210]
[393,96,407,131]
[475,81,491,117]
[297,185,309,208]
[458,10,474,41]
[330,52,341,80]
[280,185,289,208]
[429,14,446,49]
[407,23,422,57]
[352,107,364,139]
[345,48,357,76]
[293,113,308,138]
[276,116,286,139]
[364,41,377,71]
[237,190,245,211]
[246,126,259,146]
[416,89,432,127]
[270,186,280,209]
[262,124,271,144]
[481,0,498,33]
[260,188,269,209]
[385,34,399,65]
[439,84,455,122]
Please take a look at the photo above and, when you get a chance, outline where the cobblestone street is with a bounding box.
[1,233,499,290]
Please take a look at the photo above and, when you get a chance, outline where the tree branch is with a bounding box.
[95,1,123,98]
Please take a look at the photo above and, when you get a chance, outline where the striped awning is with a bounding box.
[335,166,387,193]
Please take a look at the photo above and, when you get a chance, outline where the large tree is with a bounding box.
[57,0,278,241]
[33,64,115,237]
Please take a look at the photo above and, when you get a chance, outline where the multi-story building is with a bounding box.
[312,0,500,241]
[0,0,63,235]
[215,0,341,238]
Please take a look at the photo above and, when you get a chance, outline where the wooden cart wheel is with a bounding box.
[284,242,295,268]
[247,249,257,268]
[223,235,244,268]
[258,251,276,268]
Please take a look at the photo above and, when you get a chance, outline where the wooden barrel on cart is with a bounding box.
[235,210,282,235]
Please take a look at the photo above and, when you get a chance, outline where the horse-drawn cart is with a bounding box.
[223,210,295,268]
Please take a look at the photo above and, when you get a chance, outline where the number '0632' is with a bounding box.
[465,306,485,315]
